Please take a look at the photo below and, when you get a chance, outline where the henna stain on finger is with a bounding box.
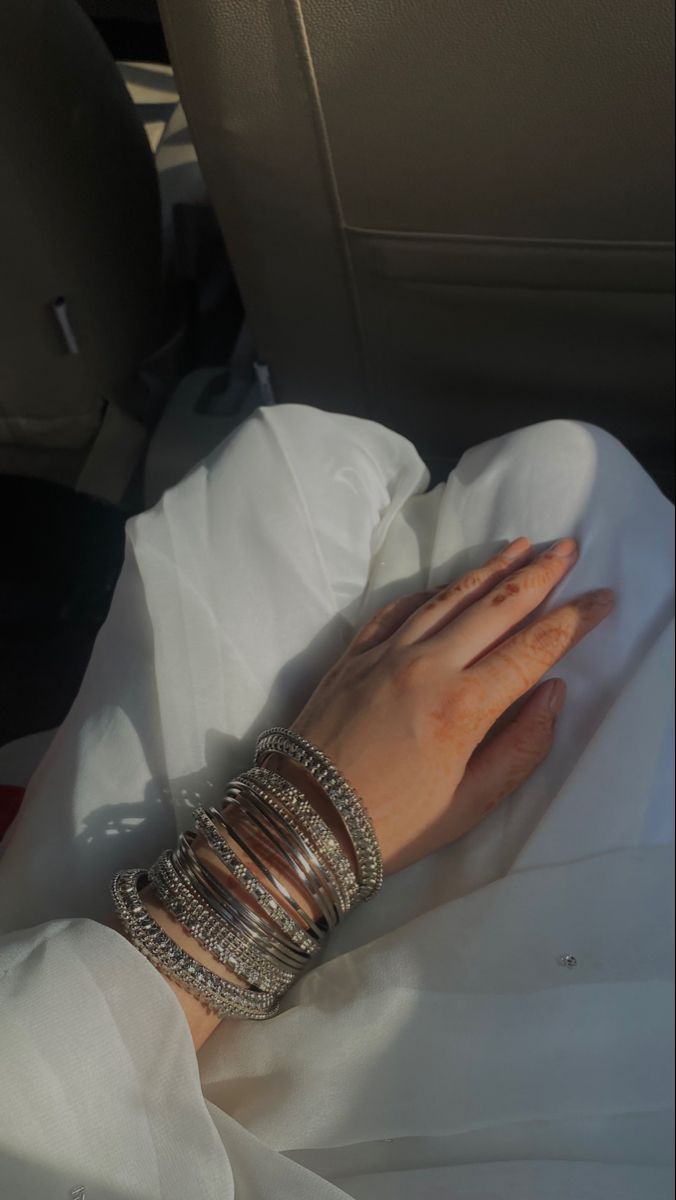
[423,579,471,609]
[427,678,494,749]
[425,594,451,609]
[491,581,520,606]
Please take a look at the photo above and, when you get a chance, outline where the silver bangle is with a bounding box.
[233,776,344,927]
[111,868,279,1020]
[112,732,381,1020]
[227,782,340,930]
[240,765,359,913]
[149,850,295,994]
[176,833,311,970]
[207,794,330,938]
[194,805,322,947]
[255,728,383,901]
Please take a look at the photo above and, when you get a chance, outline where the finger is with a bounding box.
[349,589,439,653]
[396,537,532,647]
[468,589,614,726]
[433,538,579,668]
[452,678,566,834]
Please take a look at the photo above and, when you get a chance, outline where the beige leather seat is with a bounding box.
[0,0,162,498]
[158,0,674,482]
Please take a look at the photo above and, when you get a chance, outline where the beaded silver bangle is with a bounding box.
[193,805,322,948]
[227,782,341,930]
[149,850,295,993]
[111,868,279,1020]
[176,833,311,970]
[255,728,384,901]
[209,793,331,937]
[112,732,384,1020]
[241,765,359,912]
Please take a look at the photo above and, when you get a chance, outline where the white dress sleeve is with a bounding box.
[0,407,673,1199]
[0,919,236,1199]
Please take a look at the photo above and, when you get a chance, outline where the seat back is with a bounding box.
[158,0,674,475]
[0,0,162,494]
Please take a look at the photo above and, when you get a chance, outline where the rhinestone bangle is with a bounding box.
[194,806,321,949]
[176,833,310,970]
[210,793,330,936]
[240,765,358,913]
[111,869,279,1020]
[112,730,384,1022]
[227,782,341,930]
[255,728,383,901]
[149,851,295,994]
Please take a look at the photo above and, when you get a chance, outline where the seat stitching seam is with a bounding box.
[285,0,369,384]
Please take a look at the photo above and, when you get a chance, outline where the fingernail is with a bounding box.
[549,537,578,559]
[545,678,566,714]
[502,537,531,560]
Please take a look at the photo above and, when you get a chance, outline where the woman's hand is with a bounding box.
[117,535,613,1048]
[289,537,613,874]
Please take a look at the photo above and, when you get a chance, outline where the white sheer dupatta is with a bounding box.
[0,407,673,1199]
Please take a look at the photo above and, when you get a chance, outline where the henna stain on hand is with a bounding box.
[491,581,520,606]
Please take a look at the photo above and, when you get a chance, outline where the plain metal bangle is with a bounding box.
[194,805,321,949]
[151,850,294,990]
[149,850,295,993]
[227,782,340,930]
[242,765,359,912]
[206,804,312,935]
[230,782,341,931]
[176,833,310,969]
[255,728,383,901]
[174,839,307,973]
[241,766,356,913]
[232,776,343,928]
[205,796,329,939]
[225,785,333,933]
[175,835,309,971]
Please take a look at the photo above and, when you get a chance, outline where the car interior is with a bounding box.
[0,0,674,816]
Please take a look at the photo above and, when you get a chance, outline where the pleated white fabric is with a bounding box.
[0,406,673,1199]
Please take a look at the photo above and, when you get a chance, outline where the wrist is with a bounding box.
[108,894,229,1048]
[109,780,331,1047]
[108,734,369,1049]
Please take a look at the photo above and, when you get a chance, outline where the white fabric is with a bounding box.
[0,406,673,1199]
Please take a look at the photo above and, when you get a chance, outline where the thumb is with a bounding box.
[454,678,566,832]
